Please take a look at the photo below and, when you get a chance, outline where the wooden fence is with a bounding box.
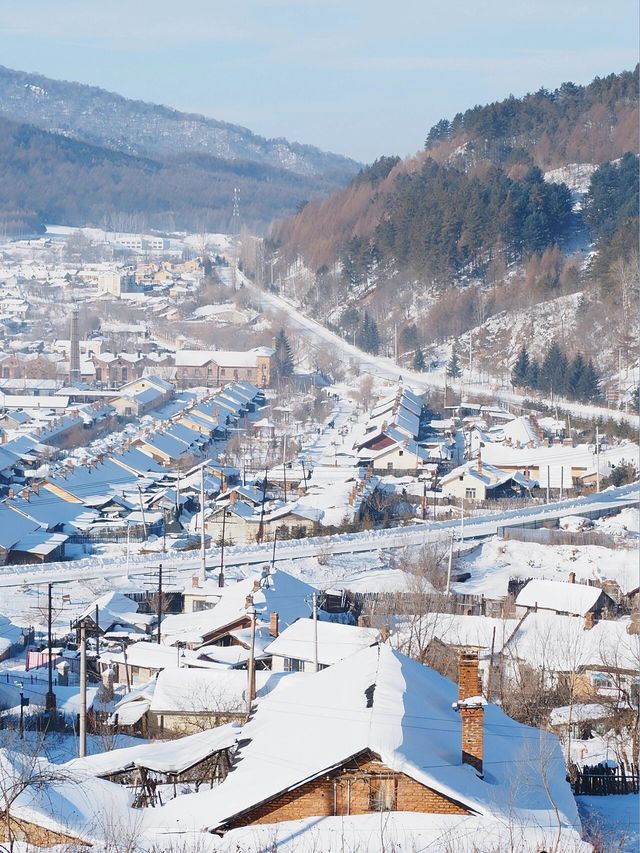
[572,763,639,795]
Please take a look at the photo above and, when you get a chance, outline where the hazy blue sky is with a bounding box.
[0,0,637,162]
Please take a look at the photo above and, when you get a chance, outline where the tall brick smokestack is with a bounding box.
[455,649,485,777]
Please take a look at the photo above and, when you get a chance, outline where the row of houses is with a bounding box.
[355,386,453,476]
[0,381,265,562]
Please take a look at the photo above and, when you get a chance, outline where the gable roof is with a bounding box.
[155,644,579,836]
[515,578,606,616]
[265,619,379,666]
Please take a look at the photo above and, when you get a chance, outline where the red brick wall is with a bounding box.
[227,755,469,828]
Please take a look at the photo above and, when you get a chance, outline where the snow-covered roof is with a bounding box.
[440,460,534,490]
[504,611,639,672]
[0,749,137,845]
[501,416,540,448]
[265,618,379,666]
[154,644,580,838]
[161,569,318,646]
[66,722,239,777]
[150,667,287,714]
[549,703,612,727]
[79,591,154,632]
[515,578,605,616]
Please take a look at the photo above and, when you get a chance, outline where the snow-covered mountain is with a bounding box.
[0,65,360,182]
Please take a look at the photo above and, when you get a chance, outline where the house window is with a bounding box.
[283,657,304,672]
[368,777,396,811]
[387,462,393,471]
[465,488,476,499]
[398,450,404,456]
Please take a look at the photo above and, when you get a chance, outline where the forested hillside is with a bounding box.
[424,67,638,167]
[268,69,639,400]
[0,116,345,236]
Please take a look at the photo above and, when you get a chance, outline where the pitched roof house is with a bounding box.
[154,644,583,851]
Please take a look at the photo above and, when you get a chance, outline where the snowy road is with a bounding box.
[239,270,639,427]
[0,484,636,588]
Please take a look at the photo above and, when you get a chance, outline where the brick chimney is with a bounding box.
[191,575,200,589]
[455,649,485,777]
[357,614,369,628]
[568,572,576,584]
[32,482,39,496]
[584,611,596,630]
[269,612,279,638]
[244,594,253,609]
[229,489,238,504]
[21,488,30,502]
[252,579,261,593]
[298,483,306,497]
[476,451,482,474]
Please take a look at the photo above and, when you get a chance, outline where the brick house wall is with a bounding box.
[225,752,469,829]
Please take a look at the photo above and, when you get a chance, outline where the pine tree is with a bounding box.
[447,349,461,379]
[567,353,586,399]
[526,359,540,390]
[413,349,426,371]
[511,345,530,388]
[274,328,294,378]
[357,312,380,355]
[576,359,601,402]
[540,342,568,396]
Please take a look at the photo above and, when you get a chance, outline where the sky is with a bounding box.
[0,0,637,163]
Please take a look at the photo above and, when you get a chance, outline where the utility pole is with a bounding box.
[137,486,147,540]
[270,527,278,572]
[312,592,319,673]
[246,609,257,720]
[422,480,427,521]
[282,433,288,502]
[546,466,550,504]
[95,605,100,657]
[156,563,163,645]
[200,463,207,581]
[45,583,56,715]
[15,682,27,739]
[79,620,87,758]
[459,500,465,543]
[257,467,268,544]
[218,508,226,588]
[446,530,454,595]
[121,641,131,693]
[596,426,600,493]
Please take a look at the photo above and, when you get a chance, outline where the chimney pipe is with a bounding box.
[568,572,576,584]
[455,649,484,777]
[269,612,279,638]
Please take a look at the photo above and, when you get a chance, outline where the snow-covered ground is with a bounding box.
[238,269,640,428]
[455,511,639,598]
[578,793,639,853]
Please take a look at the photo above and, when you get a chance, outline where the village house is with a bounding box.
[160,569,318,654]
[154,645,583,852]
[515,576,617,620]
[267,618,380,673]
[144,667,286,737]
[439,457,535,502]
[64,723,239,805]
[502,610,640,700]
[174,347,274,388]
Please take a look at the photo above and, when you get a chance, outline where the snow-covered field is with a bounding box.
[455,508,639,598]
